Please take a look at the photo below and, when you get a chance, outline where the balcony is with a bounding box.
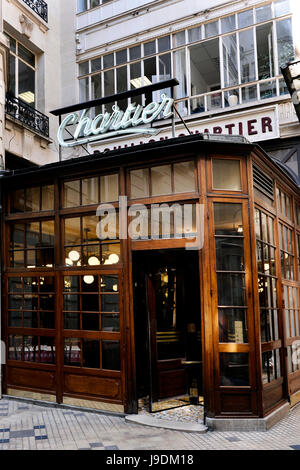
[22,0,48,23]
[5,94,50,139]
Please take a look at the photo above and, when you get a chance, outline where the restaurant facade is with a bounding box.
[1,0,300,430]
[2,128,300,429]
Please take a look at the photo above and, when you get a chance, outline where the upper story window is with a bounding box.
[6,34,36,107]
[77,0,112,13]
[78,0,293,116]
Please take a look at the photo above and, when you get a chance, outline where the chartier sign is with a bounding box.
[58,94,174,148]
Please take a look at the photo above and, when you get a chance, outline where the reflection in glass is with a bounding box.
[257,23,274,80]
[214,203,242,235]
[102,314,120,332]
[239,29,255,84]
[219,308,248,343]
[174,161,195,193]
[151,165,172,196]
[101,294,119,312]
[83,339,100,368]
[217,273,246,306]
[213,159,241,190]
[223,34,238,87]
[64,338,81,366]
[216,238,244,271]
[40,337,55,364]
[102,340,120,370]
[130,169,149,199]
[219,352,249,386]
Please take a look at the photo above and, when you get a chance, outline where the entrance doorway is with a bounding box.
[133,249,203,413]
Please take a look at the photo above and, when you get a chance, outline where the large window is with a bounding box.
[255,207,282,385]
[78,0,294,116]
[6,34,36,106]
[77,0,112,13]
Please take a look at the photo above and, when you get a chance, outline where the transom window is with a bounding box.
[78,0,293,115]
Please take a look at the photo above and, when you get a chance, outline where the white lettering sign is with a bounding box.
[58,93,174,147]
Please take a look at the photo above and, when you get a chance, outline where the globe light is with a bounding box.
[88,256,100,266]
[65,258,73,266]
[69,250,80,262]
[104,253,120,265]
[83,275,94,285]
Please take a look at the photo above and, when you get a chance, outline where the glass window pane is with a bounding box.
[101,275,119,292]
[25,187,40,212]
[129,45,141,61]
[174,50,187,99]
[257,23,274,80]
[256,4,272,23]
[11,223,25,250]
[174,161,195,193]
[239,29,256,84]
[102,314,120,332]
[24,336,39,363]
[219,308,248,343]
[79,61,89,76]
[103,53,114,69]
[64,312,80,330]
[79,77,89,102]
[40,337,55,364]
[40,311,55,329]
[213,159,241,190]
[11,189,25,213]
[151,165,172,196]
[65,218,81,245]
[174,31,186,47]
[260,80,276,99]
[101,243,120,265]
[221,15,236,33]
[188,26,202,43]
[100,174,119,202]
[18,44,35,67]
[214,203,242,235]
[190,39,220,96]
[41,185,54,211]
[238,10,254,28]
[8,311,22,327]
[205,21,219,38]
[217,273,246,306]
[83,339,100,368]
[216,237,244,271]
[9,335,22,361]
[223,34,238,87]
[41,220,54,246]
[116,66,127,95]
[102,340,120,370]
[64,338,81,366]
[64,180,80,208]
[82,177,99,205]
[275,0,291,17]
[26,222,39,249]
[242,85,257,103]
[158,36,170,53]
[8,277,22,293]
[130,169,149,199]
[116,49,127,65]
[144,57,157,103]
[144,40,156,56]
[82,215,98,244]
[77,0,87,13]
[82,313,99,331]
[220,352,249,386]
[91,58,101,73]
[276,19,294,70]
[101,294,119,312]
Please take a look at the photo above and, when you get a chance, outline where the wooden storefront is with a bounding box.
[2,134,300,420]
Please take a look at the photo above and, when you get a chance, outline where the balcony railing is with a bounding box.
[22,0,48,23]
[5,94,49,139]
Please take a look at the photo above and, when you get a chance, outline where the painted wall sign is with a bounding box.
[58,93,174,147]
[88,105,280,153]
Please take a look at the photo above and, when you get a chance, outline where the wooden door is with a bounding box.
[146,266,187,402]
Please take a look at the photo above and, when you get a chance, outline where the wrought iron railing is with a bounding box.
[5,94,50,138]
[22,0,48,23]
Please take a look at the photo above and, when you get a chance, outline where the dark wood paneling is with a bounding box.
[7,367,55,391]
[219,392,252,414]
[262,381,284,413]
[64,374,122,400]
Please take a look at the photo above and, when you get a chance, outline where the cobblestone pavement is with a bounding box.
[0,398,300,450]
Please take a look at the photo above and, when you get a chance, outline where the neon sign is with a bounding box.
[58,93,174,147]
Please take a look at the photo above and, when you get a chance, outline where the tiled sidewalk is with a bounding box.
[0,398,300,450]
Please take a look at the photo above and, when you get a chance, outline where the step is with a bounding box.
[125,414,208,433]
